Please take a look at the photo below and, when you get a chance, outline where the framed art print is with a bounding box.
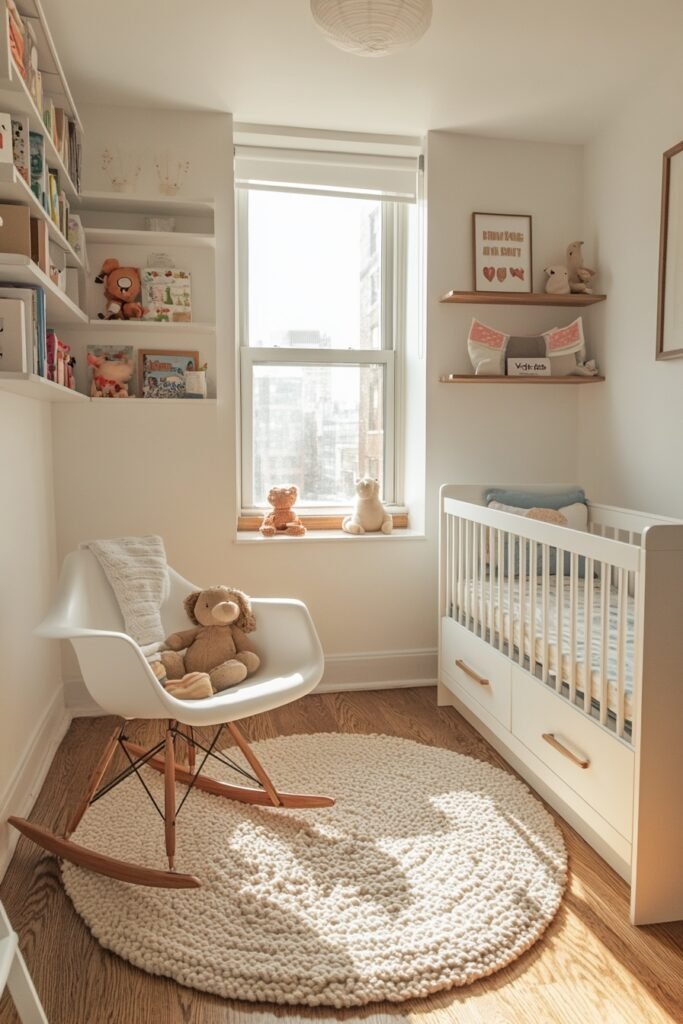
[139,349,198,398]
[656,140,683,359]
[472,212,532,293]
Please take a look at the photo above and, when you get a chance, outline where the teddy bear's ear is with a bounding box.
[184,591,201,623]
[228,589,256,633]
[100,258,120,276]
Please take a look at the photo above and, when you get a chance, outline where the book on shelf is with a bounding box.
[0,285,44,376]
[29,130,47,210]
[11,115,29,183]
[0,295,27,372]
[7,0,26,80]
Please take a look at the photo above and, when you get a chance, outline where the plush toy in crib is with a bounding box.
[342,477,393,535]
[160,586,260,692]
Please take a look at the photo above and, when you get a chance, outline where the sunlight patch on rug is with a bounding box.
[63,733,567,1007]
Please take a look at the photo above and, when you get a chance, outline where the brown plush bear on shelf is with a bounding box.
[160,587,261,692]
[259,485,307,537]
[95,258,147,320]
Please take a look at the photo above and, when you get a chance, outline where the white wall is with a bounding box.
[0,393,68,872]
[579,64,683,516]
[52,115,591,707]
[424,131,586,539]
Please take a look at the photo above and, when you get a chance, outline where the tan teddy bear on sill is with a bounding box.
[259,485,307,537]
[160,586,260,692]
[342,477,393,535]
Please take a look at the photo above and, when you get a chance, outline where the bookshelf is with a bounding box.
[0,162,82,268]
[74,191,214,218]
[0,371,87,401]
[84,227,215,248]
[0,253,86,322]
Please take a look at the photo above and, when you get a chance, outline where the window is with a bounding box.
[238,184,412,518]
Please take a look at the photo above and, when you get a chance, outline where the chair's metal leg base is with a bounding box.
[122,740,336,809]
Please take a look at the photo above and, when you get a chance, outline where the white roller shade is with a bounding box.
[235,144,419,202]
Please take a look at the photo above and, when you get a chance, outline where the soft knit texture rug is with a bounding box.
[63,733,567,1007]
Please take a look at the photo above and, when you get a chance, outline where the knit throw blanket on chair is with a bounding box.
[82,535,169,658]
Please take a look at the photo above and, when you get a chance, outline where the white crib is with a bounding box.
[438,484,683,925]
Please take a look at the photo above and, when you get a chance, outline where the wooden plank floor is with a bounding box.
[1,687,682,1024]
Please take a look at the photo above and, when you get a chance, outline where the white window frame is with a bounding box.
[236,186,408,514]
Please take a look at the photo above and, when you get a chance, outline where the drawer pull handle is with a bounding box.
[542,733,590,770]
[455,659,490,687]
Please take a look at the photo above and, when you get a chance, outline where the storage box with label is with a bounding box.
[0,203,32,258]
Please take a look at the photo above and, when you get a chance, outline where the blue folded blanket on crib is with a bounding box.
[484,488,587,510]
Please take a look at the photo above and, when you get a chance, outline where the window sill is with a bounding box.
[234,528,426,544]
[238,511,409,531]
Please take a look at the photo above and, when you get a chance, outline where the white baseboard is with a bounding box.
[0,688,71,881]
[64,649,438,716]
[317,648,437,692]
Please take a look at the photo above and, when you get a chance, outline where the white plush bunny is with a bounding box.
[342,478,393,535]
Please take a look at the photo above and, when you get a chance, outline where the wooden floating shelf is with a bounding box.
[85,227,215,247]
[440,375,606,384]
[0,373,88,402]
[0,253,87,324]
[440,291,607,307]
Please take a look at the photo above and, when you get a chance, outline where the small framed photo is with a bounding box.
[472,212,532,293]
[138,349,199,399]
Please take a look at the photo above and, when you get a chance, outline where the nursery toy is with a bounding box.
[87,350,134,397]
[160,586,261,692]
[259,485,307,537]
[95,258,147,320]
[544,264,571,295]
[566,240,596,294]
[342,477,393,534]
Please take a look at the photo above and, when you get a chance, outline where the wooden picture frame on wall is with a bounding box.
[138,349,199,398]
[472,212,533,293]
[656,140,683,360]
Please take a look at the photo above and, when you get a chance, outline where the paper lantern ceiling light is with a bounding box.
[310,0,433,57]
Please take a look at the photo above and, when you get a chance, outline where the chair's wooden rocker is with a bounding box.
[9,550,333,889]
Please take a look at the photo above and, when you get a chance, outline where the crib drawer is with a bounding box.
[441,617,511,728]
[511,665,634,839]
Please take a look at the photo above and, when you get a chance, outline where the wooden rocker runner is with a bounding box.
[10,549,333,889]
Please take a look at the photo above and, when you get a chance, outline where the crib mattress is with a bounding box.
[456,577,635,722]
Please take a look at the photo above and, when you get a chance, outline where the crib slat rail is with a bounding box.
[441,496,641,744]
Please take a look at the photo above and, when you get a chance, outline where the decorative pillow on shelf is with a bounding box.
[541,318,587,376]
[466,319,591,377]
[467,319,509,376]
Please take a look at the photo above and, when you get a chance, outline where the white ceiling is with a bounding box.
[44,0,682,143]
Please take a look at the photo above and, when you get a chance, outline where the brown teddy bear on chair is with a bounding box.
[160,587,260,692]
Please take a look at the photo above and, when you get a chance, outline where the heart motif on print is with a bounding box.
[483,266,495,282]
[510,268,525,281]
[496,267,507,283]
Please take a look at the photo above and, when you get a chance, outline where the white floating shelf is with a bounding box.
[0,253,87,324]
[75,191,214,217]
[84,227,215,248]
[84,398,217,406]
[77,319,216,333]
[0,372,88,402]
[0,166,83,268]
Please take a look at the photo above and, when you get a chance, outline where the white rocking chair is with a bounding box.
[9,549,333,889]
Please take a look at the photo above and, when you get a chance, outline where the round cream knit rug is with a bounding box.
[63,733,567,1007]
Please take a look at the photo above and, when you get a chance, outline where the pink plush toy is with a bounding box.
[87,351,134,398]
